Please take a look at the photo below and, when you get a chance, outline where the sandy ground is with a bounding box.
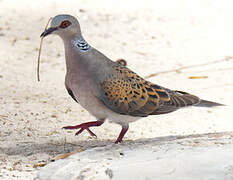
[0,0,233,179]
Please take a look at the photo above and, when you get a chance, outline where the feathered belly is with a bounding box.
[68,83,140,125]
[66,73,141,124]
[68,81,110,118]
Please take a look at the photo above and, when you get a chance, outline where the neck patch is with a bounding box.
[73,38,90,52]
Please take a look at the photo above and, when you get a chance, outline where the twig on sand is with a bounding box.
[145,56,233,79]
[37,17,52,82]
[0,115,8,119]
[192,67,233,74]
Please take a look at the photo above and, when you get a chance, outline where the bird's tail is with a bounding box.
[194,99,225,107]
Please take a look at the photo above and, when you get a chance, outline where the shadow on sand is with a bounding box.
[0,131,232,158]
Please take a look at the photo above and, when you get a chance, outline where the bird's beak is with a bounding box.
[40,27,58,37]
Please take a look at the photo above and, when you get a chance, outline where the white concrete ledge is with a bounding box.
[36,132,233,180]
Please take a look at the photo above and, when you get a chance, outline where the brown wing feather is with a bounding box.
[99,63,201,117]
[99,64,170,117]
[150,90,201,115]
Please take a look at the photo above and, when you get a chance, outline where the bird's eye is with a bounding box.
[59,20,71,28]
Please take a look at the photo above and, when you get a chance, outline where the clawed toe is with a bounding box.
[62,125,77,130]
[115,139,122,144]
[75,127,97,137]
[114,126,129,144]
[63,120,104,138]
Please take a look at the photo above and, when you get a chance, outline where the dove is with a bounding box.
[40,14,223,143]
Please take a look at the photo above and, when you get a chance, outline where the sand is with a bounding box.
[0,0,232,179]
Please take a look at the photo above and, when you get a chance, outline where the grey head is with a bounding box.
[41,14,82,39]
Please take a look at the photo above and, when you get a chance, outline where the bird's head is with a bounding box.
[40,14,81,39]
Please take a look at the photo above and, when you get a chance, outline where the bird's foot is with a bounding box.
[115,126,129,144]
[63,120,104,138]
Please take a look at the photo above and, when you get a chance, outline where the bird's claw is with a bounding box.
[74,127,97,137]
[63,120,104,138]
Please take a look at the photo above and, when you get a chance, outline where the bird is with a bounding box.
[40,14,223,143]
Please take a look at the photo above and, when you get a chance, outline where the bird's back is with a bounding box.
[97,61,206,117]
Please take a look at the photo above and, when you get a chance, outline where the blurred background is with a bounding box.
[0,0,233,178]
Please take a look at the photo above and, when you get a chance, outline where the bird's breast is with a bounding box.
[65,72,110,119]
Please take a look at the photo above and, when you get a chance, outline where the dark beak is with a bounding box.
[40,27,58,37]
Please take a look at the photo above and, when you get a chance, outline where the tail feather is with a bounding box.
[194,99,225,107]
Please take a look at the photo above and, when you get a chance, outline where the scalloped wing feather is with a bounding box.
[99,65,171,117]
[150,90,201,115]
[99,64,203,117]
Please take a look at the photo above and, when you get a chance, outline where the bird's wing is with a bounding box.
[65,84,79,103]
[98,64,171,117]
[98,64,201,117]
[150,90,200,115]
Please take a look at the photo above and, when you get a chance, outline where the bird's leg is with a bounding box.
[115,125,129,144]
[63,119,105,138]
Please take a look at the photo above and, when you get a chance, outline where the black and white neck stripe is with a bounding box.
[73,37,90,52]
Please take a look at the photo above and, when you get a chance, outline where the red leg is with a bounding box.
[115,125,129,144]
[63,120,104,138]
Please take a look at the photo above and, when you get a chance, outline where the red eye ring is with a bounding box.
[60,20,71,28]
